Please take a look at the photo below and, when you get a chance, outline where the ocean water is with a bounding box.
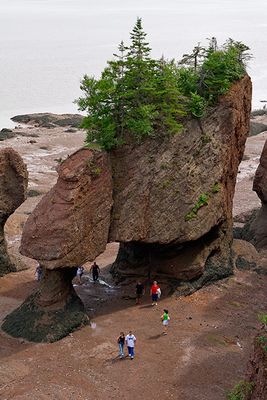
[1,0,267,128]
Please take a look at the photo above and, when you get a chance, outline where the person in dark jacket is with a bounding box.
[90,261,100,282]
[117,332,125,358]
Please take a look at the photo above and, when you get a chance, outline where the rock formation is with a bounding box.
[110,75,252,285]
[2,267,86,343]
[2,149,113,342]
[0,148,28,277]
[11,113,83,128]
[245,330,267,400]
[2,75,251,342]
[20,148,113,269]
[244,140,267,249]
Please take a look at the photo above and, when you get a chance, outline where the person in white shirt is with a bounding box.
[76,266,84,285]
[125,331,136,359]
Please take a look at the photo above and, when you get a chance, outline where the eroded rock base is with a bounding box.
[111,224,234,294]
[2,268,88,342]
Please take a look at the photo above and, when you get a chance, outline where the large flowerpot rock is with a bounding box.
[110,75,252,282]
[3,148,113,342]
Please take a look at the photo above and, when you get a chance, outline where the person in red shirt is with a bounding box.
[150,281,161,306]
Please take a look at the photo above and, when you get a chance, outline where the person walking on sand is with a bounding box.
[117,332,125,358]
[125,331,136,360]
[135,281,145,305]
[161,309,170,335]
[150,281,161,306]
[90,261,100,282]
[76,266,84,285]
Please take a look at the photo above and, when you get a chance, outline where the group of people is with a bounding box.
[76,261,100,285]
[117,308,170,360]
[35,261,101,285]
[116,281,170,360]
[117,331,136,359]
[36,261,170,361]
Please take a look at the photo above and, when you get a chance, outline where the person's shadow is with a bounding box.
[147,334,162,340]
[108,355,130,364]
[139,304,153,309]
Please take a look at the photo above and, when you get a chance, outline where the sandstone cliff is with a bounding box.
[0,148,28,277]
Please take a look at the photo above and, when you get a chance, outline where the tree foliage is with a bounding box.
[76,18,250,150]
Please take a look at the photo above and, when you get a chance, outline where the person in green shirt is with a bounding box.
[161,309,170,335]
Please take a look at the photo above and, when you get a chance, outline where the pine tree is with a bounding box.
[179,43,206,71]
[127,17,151,60]
[122,18,158,139]
[76,20,249,150]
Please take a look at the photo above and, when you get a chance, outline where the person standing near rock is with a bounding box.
[76,266,84,285]
[135,281,145,305]
[125,330,136,360]
[117,332,125,358]
[150,281,161,306]
[90,261,100,282]
[35,264,43,281]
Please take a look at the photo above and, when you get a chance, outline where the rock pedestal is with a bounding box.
[2,268,87,342]
[3,149,112,342]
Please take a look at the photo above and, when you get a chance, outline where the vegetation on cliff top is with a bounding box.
[77,18,250,150]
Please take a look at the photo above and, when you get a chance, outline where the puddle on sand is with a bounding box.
[84,275,118,290]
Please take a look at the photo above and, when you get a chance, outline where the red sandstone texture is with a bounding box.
[246,330,267,400]
[0,147,28,276]
[110,76,252,244]
[110,75,252,280]
[20,149,113,269]
[242,137,267,249]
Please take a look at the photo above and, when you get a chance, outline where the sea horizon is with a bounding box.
[1,0,267,129]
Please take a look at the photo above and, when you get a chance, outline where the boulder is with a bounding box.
[0,148,28,276]
[110,75,252,281]
[20,148,113,268]
[253,139,267,203]
[242,139,267,250]
[232,239,260,271]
